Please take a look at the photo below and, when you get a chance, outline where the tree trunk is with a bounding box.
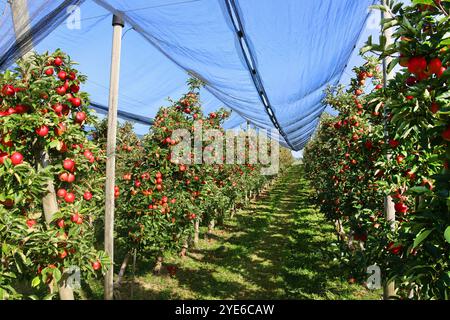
[116,252,131,288]
[58,271,75,300]
[216,209,224,227]
[230,204,236,219]
[130,249,137,299]
[40,151,74,300]
[206,219,215,242]
[334,219,345,241]
[194,220,199,246]
[153,256,163,275]
[180,240,188,258]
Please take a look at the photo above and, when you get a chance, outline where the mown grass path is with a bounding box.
[118,164,381,300]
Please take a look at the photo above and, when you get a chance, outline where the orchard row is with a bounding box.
[304,1,450,299]
[0,51,293,299]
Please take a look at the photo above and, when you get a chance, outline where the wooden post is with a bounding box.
[381,0,396,300]
[8,0,32,58]
[9,0,75,300]
[104,14,124,301]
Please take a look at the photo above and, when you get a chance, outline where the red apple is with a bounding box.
[2,85,15,96]
[36,125,49,137]
[14,104,28,114]
[26,219,37,228]
[66,173,75,183]
[59,250,68,259]
[75,111,86,123]
[83,191,93,201]
[58,70,67,81]
[57,219,65,228]
[394,202,408,213]
[430,102,440,114]
[71,213,81,223]
[57,188,67,198]
[387,242,403,255]
[436,66,446,78]
[53,56,63,66]
[428,58,442,74]
[0,152,9,165]
[64,192,75,203]
[70,84,80,93]
[406,76,417,86]
[10,152,23,165]
[63,159,75,172]
[56,86,66,95]
[442,126,450,141]
[92,261,101,271]
[407,56,427,74]
[388,139,399,149]
[68,72,76,81]
[71,97,81,107]
[45,68,54,76]
[83,150,93,160]
[52,103,63,114]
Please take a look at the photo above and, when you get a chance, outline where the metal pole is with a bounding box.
[381,0,396,300]
[104,14,124,300]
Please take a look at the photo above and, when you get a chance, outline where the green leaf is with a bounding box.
[444,226,450,244]
[412,0,433,5]
[413,229,433,248]
[52,268,62,282]
[370,4,387,12]
[408,186,432,195]
[31,276,41,288]
[49,139,60,149]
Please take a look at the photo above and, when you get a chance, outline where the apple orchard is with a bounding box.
[0,0,449,300]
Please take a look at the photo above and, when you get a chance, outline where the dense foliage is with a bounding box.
[304,0,450,299]
[0,51,108,299]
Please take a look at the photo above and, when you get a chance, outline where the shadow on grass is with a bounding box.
[113,165,380,300]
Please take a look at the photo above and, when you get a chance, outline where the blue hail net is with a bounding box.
[0,0,377,150]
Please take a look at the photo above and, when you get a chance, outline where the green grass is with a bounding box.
[110,164,382,300]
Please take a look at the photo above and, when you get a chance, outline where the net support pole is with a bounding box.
[104,14,124,301]
[381,0,396,300]
[8,0,32,58]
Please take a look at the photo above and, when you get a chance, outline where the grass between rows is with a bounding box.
[84,164,382,300]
